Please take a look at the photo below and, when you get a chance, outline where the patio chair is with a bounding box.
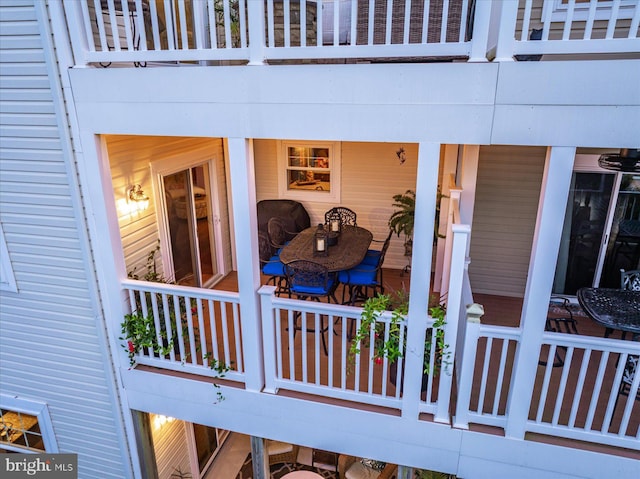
[338,231,390,307]
[338,455,397,479]
[540,295,579,367]
[362,229,393,266]
[621,269,640,291]
[258,231,287,295]
[267,216,297,252]
[285,260,339,354]
[266,440,299,465]
[324,206,357,226]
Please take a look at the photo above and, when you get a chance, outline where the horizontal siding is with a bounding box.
[468,146,546,298]
[0,1,129,477]
[105,135,230,279]
[254,139,431,273]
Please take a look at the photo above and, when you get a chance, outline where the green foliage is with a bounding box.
[122,243,231,402]
[170,467,192,479]
[205,353,232,403]
[388,188,447,247]
[121,311,173,368]
[349,292,450,376]
[388,190,416,239]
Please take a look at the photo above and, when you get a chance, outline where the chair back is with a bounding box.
[324,207,357,226]
[621,269,640,291]
[285,260,332,294]
[268,217,292,250]
[258,231,274,265]
[378,229,393,266]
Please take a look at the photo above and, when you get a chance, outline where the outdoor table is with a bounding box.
[279,225,373,272]
[576,288,640,339]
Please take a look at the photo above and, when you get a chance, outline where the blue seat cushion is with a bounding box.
[338,264,378,285]
[291,276,336,295]
[362,249,381,266]
[262,256,286,276]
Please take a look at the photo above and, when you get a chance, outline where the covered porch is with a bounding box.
[113,141,638,465]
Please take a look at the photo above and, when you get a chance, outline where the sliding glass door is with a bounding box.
[554,171,640,295]
[160,161,221,287]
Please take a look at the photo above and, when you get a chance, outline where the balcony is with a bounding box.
[57,0,640,67]
[119,187,639,458]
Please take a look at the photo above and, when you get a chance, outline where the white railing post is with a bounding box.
[227,137,265,392]
[452,306,483,429]
[247,0,266,65]
[440,192,461,297]
[494,0,519,61]
[435,223,471,423]
[505,146,576,438]
[62,0,92,66]
[259,285,278,394]
[468,0,493,62]
[402,142,440,419]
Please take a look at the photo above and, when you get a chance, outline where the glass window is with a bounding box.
[0,397,56,453]
[278,141,341,203]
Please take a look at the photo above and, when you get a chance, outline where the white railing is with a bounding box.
[455,320,640,450]
[59,0,491,65]
[122,279,245,383]
[454,323,521,429]
[496,0,640,60]
[531,332,639,449]
[259,287,406,408]
[258,286,452,414]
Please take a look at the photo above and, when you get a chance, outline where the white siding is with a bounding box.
[254,139,438,273]
[0,1,130,477]
[468,146,546,298]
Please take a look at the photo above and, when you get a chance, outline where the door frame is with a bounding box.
[150,152,225,286]
[565,154,624,289]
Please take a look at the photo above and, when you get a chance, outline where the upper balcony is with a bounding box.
[58,0,640,68]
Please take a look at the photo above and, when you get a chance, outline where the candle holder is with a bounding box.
[313,224,329,257]
[326,211,342,235]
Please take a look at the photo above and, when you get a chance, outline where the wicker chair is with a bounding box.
[267,440,299,465]
[338,455,397,479]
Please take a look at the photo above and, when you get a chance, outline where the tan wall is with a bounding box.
[106,135,232,279]
[468,145,546,298]
[254,139,434,272]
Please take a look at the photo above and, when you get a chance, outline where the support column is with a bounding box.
[227,137,265,392]
[251,436,269,479]
[402,142,440,419]
[505,146,576,438]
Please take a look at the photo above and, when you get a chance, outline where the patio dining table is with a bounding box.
[279,225,373,272]
[576,287,640,339]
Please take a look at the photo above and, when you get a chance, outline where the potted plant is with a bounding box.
[349,291,450,390]
[388,188,447,257]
